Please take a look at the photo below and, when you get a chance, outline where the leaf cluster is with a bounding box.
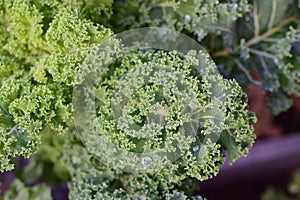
[109,0,300,115]
[0,0,260,199]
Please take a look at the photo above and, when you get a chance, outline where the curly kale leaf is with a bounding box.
[70,39,255,198]
[64,132,207,200]
[2,178,52,200]
[0,1,113,172]
[110,0,251,40]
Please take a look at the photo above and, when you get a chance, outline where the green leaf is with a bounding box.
[268,91,292,115]
[257,0,294,32]
[3,178,52,200]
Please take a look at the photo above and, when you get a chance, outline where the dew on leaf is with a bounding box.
[192,146,199,152]
[141,156,152,165]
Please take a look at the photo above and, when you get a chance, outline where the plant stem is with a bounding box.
[248,48,277,60]
[245,17,295,47]
[234,59,262,87]
[213,17,295,57]
[267,0,277,30]
[253,0,260,37]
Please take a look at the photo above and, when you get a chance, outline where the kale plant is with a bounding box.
[1,0,297,199]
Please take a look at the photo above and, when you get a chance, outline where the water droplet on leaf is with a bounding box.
[141,156,152,165]
[184,15,191,23]
[192,146,199,152]
[18,129,25,133]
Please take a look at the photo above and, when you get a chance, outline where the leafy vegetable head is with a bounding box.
[71,29,255,199]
